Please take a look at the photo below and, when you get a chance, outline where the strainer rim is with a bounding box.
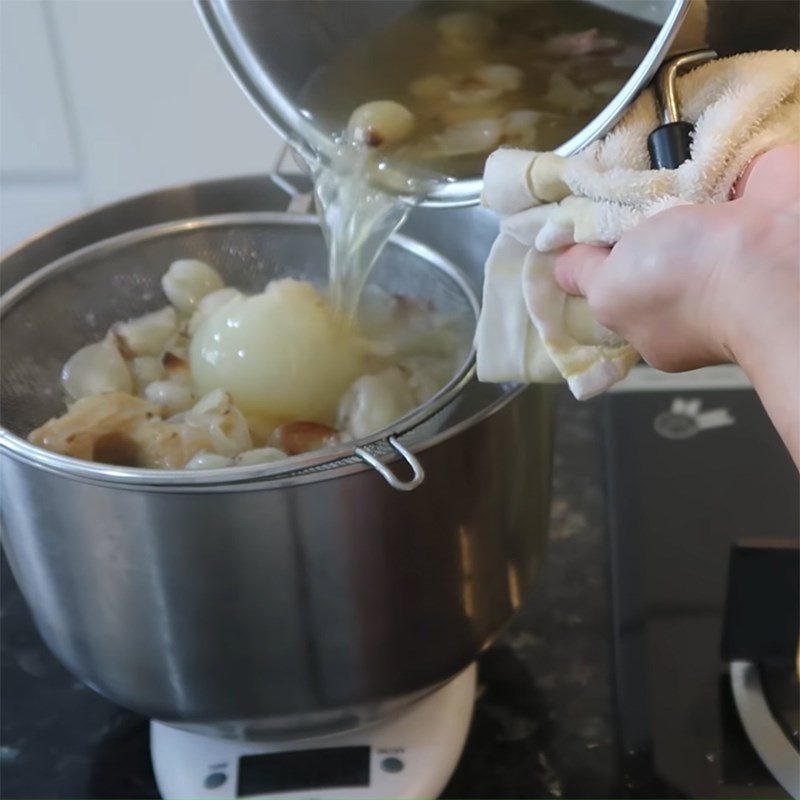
[0,211,478,487]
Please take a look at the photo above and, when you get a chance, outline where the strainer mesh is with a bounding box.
[0,214,477,475]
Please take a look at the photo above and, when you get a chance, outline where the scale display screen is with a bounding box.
[237,746,371,796]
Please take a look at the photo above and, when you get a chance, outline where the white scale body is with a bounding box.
[151,664,476,800]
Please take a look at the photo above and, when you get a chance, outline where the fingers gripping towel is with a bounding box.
[475,51,800,399]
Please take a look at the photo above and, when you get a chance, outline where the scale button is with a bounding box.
[204,772,228,789]
[380,757,404,774]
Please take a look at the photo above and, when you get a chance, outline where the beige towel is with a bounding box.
[476,50,800,399]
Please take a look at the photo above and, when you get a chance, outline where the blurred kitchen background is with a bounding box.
[0,0,292,251]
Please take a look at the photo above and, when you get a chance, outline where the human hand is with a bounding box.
[553,144,800,374]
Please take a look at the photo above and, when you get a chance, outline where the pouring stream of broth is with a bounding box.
[300,1,656,315]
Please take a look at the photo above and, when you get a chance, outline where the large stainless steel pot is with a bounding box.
[0,176,555,739]
[196,0,799,207]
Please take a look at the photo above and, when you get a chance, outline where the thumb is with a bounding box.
[554,244,611,297]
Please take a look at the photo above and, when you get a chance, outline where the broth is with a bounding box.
[302,0,659,180]
[301,0,658,321]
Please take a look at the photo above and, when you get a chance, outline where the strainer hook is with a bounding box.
[354,436,425,491]
[267,143,313,214]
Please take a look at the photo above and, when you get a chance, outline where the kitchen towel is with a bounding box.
[475,50,800,399]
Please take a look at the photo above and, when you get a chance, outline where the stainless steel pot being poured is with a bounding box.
[0,177,556,739]
[196,0,799,207]
[196,0,691,206]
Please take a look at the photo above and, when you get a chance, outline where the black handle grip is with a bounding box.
[648,121,694,169]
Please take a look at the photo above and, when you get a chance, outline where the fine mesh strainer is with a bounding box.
[0,212,478,489]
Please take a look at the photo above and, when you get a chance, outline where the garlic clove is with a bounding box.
[474,63,523,92]
[130,356,165,395]
[190,388,232,417]
[347,101,415,148]
[501,109,545,148]
[162,259,225,314]
[409,74,451,100]
[144,380,195,415]
[185,390,252,457]
[337,367,416,440]
[235,447,287,466]
[114,306,178,358]
[207,407,253,457]
[62,335,133,400]
[545,73,596,112]
[438,101,509,127]
[435,118,503,156]
[185,451,234,470]
[268,421,340,456]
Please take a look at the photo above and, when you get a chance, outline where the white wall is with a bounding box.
[0,0,287,251]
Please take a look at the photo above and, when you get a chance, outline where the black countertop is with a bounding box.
[2,392,624,799]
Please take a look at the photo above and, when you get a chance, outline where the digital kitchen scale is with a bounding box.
[151,664,476,800]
